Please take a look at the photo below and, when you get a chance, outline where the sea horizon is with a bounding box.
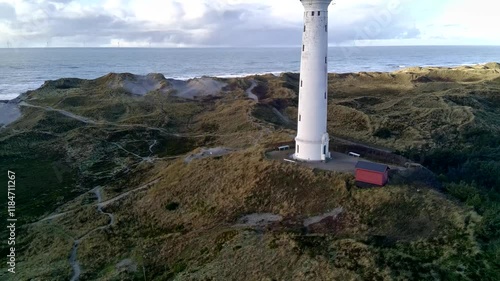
[2,44,500,48]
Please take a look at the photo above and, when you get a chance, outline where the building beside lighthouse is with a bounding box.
[294,0,333,162]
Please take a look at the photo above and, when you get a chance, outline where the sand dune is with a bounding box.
[105,72,227,99]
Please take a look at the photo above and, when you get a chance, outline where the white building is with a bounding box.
[294,0,333,161]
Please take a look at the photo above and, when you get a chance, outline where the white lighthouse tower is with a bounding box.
[294,0,332,161]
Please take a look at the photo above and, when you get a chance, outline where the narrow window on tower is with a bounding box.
[324,92,327,99]
[299,114,301,121]
[312,11,314,16]
[297,145,300,153]
[302,45,305,51]
[318,11,321,16]
[301,80,303,87]
[325,56,327,63]
[323,145,326,154]
[304,25,306,32]
[325,24,327,32]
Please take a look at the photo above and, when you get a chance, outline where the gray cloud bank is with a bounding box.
[1,0,426,47]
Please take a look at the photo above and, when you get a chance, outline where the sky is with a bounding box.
[0,0,498,48]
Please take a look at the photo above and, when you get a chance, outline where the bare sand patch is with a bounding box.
[168,77,227,99]
[106,73,227,99]
[122,74,169,95]
[107,73,170,96]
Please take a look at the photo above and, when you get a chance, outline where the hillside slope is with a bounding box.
[1,63,499,280]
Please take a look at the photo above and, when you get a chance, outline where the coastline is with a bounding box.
[2,62,499,102]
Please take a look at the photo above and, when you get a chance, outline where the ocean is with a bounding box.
[0,46,499,100]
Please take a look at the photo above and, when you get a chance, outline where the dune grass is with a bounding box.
[1,64,500,280]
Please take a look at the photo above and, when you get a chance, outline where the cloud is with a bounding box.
[328,0,426,45]
[0,2,16,21]
[0,0,496,47]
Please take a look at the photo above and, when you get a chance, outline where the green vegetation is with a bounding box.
[1,64,499,280]
[401,127,500,276]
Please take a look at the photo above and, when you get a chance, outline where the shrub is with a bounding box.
[476,205,500,241]
[165,202,180,211]
[445,181,482,208]
[373,127,392,139]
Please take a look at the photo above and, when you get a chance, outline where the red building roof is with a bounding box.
[355,161,389,186]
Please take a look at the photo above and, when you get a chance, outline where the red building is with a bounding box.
[355,161,389,186]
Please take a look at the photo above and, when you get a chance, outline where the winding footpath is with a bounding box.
[18,101,255,140]
[243,81,274,146]
[68,180,159,280]
[245,80,259,101]
[27,171,163,258]
[148,140,157,155]
[69,187,114,281]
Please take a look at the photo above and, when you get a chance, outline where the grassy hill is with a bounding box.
[0,63,499,280]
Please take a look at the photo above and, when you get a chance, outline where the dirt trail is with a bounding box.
[19,101,257,140]
[246,80,259,101]
[20,102,179,137]
[67,180,158,280]
[148,140,157,155]
[39,211,72,222]
[112,142,144,160]
[69,187,114,281]
[98,179,159,208]
[303,208,344,227]
[233,213,283,228]
[241,84,273,146]
[20,102,96,124]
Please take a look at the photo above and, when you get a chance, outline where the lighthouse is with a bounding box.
[294,0,332,161]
